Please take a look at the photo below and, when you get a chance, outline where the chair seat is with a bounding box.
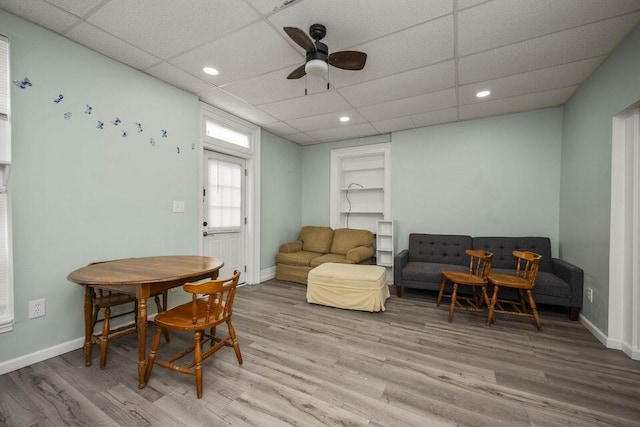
[489,273,532,289]
[155,299,225,331]
[442,270,488,285]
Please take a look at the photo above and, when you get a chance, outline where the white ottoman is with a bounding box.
[307,263,390,312]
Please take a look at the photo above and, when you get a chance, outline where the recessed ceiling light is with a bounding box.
[476,90,491,98]
[203,67,219,76]
[339,116,350,122]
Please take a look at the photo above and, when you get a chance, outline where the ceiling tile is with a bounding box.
[285,132,319,145]
[459,0,640,56]
[200,88,277,125]
[87,0,259,58]
[329,16,454,88]
[269,0,452,51]
[357,88,457,122]
[338,60,455,108]
[285,109,366,132]
[306,123,379,143]
[243,0,289,16]
[459,13,640,84]
[262,121,300,136]
[371,116,416,134]
[0,0,79,33]
[459,57,606,105]
[145,62,212,94]
[65,22,161,70]
[459,86,579,121]
[457,0,489,10]
[258,90,352,121]
[47,0,104,17]
[220,68,328,105]
[170,21,302,86]
[411,107,458,128]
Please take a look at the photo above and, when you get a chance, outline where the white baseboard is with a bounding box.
[579,313,609,347]
[0,315,160,375]
[621,342,640,360]
[0,337,84,375]
[260,266,276,282]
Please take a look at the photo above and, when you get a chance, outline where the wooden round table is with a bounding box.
[68,255,224,388]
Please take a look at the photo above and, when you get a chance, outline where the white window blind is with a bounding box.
[206,159,242,230]
[0,34,12,333]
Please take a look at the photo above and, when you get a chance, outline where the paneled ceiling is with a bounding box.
[1,0,639,145]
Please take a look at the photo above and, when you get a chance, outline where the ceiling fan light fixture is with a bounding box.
[305,59,328,77]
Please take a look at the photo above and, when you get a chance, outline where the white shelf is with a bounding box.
[339,187,384,192]
[376,220,394,285]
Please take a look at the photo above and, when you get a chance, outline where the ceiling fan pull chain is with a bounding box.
[305,74,308,96]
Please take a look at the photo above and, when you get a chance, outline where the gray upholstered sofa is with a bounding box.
[394,234,584,320]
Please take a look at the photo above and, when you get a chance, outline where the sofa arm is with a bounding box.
[552,258,584,307]
[279,240,303,253]
[394,250,409,290]
[346,246,375,263]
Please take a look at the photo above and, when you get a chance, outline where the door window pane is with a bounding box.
[207,159,242,229]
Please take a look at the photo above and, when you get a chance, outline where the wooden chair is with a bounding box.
[487,251,543,330]
[89,261,168,369]
[437,250,493,323]
[144,270,242,399]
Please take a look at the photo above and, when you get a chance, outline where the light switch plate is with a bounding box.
[172,200,185,213]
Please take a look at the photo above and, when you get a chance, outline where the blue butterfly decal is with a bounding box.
[136,122,143,133]
[85,105,93,115]
[13,78,32,89]
[176,147,180,154]
[191,143,196,150]
[161,129,168,138]
[122,130,128,138]
[53,94,64,103]
[97,121,104,129]
[112,117,121,126]
[149,138,156,147]
[64,112,72,120]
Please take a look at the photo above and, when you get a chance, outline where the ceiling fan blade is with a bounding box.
[284,27,316,53]
[287,64,307,79]
[328,51,367,70]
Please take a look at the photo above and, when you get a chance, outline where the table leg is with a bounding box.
[137,297,147,388]
[83,286,93,367]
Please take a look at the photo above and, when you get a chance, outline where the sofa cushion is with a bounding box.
[473,237,553,272]
[408,234,472,266]
[299,226,334,254]
[402,262,468,283]
[330,228,373,255]
[309,253,352,267]
[276,250,323,267]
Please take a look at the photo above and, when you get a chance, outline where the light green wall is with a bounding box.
[392,109,563,252]
[560,27,640,333]
[0,12,200,362]
[300,134,390,225]
[260,130,302,269]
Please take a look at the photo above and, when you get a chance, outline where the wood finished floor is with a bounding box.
[1,280,639,427]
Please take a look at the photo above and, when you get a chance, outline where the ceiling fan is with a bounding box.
[284,24,367,79]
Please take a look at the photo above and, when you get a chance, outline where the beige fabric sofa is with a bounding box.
[276,226,375,284]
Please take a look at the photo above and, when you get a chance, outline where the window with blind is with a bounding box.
[206,158,242,231]
[0,34,13,333]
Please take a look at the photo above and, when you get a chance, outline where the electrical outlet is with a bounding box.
[28,298,46,319]
[587,287,593,303]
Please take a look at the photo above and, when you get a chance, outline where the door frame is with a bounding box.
[609,103,640,360]
[198,102,260,285]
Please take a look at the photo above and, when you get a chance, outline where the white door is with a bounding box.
[203,151,246,283]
